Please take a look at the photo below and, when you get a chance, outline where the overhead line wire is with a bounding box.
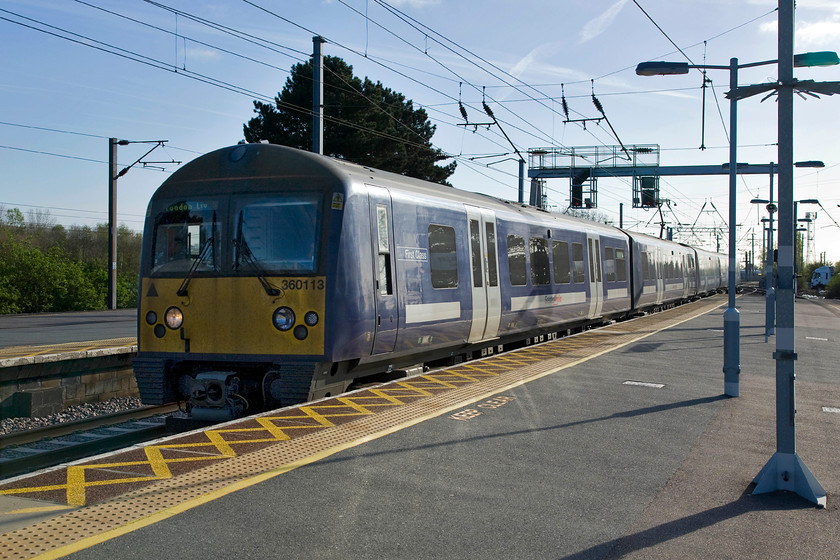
[1,9,465,163]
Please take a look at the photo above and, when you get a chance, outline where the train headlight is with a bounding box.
[304,311,319,327]
[272,307,295,331]
[145,310,157,325]
[164,306,184,329]
[294,325,309,340]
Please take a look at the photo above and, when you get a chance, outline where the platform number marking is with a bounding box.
[449,396,515,421]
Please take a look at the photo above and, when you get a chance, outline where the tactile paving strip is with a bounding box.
[0,295,725,559]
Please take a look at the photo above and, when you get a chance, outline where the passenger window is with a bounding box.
[530,237,550,285]
[572,242,585,283]
[486,223,498,287]
[378,254,392,295]
[376,205,392,295]
[604,247,616,282]
[588,239,602,283]
[552,241,571,284]
[428,224,458,289]
[507,235,527,286]
[616,248,627,282]
[470,219,482,288]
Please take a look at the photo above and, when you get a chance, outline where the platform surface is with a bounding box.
[0,310,136,351]
[1,293,839,560]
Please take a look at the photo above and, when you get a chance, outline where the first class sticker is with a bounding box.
[399,247,428,262]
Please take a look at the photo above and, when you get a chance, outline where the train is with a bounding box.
[133,143,727,420]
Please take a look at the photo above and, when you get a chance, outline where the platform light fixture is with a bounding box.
[635,51,837,400]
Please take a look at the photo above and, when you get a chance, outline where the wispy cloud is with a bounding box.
[578,0,629,44]
[797,18,840,47]
[509,44,550,79]
[759,5,840,47]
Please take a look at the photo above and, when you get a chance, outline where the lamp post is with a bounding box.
[751,1,830,507]
[636,51,837,398]
[752,184,776,340]
[638,57,750,396]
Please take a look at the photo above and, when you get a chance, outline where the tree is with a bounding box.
[0,210,143,313]
[243,56,455,185]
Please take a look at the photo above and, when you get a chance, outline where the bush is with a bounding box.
[826,274,840,299]
[0,237,106,313]
[0,210,141,313]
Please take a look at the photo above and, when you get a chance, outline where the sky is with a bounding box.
[2,0,840,265]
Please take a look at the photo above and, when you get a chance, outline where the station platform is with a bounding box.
[0,309,136,359]
[1,293,839,559]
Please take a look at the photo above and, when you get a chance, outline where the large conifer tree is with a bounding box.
[243,56,455,185]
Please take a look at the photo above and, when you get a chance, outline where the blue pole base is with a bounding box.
[723,306,740,397]
[753,452,826,508]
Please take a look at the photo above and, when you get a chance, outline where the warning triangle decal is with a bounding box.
[146,283,159,297]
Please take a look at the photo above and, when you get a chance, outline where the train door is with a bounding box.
[587,234,604,318]
[655,249,665,304]
[466,205,501,342]
[368,185,399,355]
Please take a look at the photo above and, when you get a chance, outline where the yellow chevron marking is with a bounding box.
[295,406,338,427]
[144,446,175,478]
[334,397,377,415]
[65,467,87,506]
[254,418,293,440]
[366,389,408,405]
[203,431,238,457]
[391,382,436,397]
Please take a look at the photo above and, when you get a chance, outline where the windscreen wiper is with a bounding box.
[234,237,283,297]
[177,237,214,297]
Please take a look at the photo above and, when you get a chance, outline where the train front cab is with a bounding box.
[134,145,343,420]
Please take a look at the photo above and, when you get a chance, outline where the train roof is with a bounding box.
[158,143,626,236]
[158,142,718,258]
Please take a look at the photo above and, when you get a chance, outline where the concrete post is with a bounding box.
[723,57,740,397]
[108,138,118,310]
[312,36,325,155]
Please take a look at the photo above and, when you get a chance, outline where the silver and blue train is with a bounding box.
[134,143,727,420]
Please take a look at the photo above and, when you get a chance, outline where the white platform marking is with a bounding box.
[623,381,665,389]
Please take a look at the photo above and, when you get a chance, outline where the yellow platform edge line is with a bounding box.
[31,299,722,560]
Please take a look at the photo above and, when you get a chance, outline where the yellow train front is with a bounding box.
[134,144,349,421]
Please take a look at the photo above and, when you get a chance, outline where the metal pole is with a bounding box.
[620,202,624,229]
[518,159,525,205]
[753,0,825,507]
[766,162,775,340]
[723,57,740,397]
[312,36,325,155]
[107,138,118,310]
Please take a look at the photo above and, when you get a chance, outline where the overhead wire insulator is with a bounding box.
[591,80,605,115]
[459,101,468,122]
[482,100,494,118]
[560,84,569,121]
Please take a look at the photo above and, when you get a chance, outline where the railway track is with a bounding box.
[0,404,180,480]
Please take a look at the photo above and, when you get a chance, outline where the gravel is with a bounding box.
[0,397,144,435]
